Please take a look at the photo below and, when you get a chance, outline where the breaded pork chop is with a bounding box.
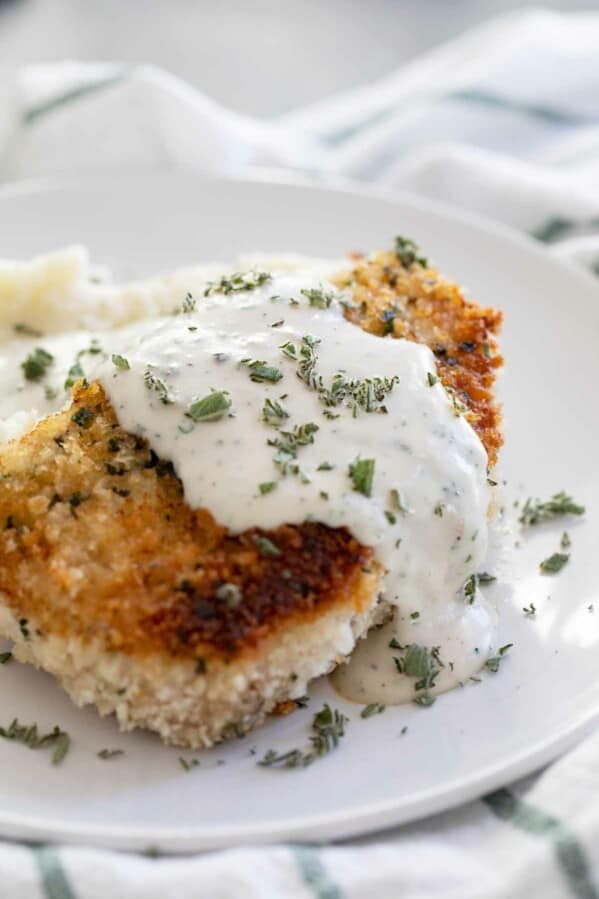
[0,382,384,747]
[0,247,502,748]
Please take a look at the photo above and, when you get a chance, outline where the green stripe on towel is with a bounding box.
[292,846,343,899]
[24,70,130,126]
[31,846,77,899]
[485,788,599,899]
[449,89,594,127]
[532,216,599,243]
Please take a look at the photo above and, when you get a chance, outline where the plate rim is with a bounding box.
[0,171,598,852]
[1,167,598,293]
[0,709,598,851]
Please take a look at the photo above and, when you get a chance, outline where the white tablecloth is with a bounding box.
[3,8,599,898]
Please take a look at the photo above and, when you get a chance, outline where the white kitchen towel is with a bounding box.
[2,7,599,898]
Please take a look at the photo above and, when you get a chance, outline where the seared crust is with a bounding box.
[334,249,503,466]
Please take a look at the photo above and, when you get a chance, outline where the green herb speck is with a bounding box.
[186,390,231,423]
[349,457,375,497]
[21,347,54,382]
[540,552,569,574]
[111,354,130,371]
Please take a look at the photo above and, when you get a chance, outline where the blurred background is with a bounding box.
[1,0,598,117]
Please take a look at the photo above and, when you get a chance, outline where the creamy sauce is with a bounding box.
[0,258,497,705]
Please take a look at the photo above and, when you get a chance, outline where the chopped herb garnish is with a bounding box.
[269,422,319,476]
[252,535,281,558]
[561,531,571,549]
[44,385,59,400]
[14,322,43,337]
[402,644,442,692]
[85,338,103,356]
[111,354,130,371]
[390,488,409,515]
[320,373,399,416]
[296,335,321,391]
[434,502,445,517]
[259,481,277,495]
[258,704,347,769]
[485,643,513,673]
[385,510,397,524]
[71,407,94,429]
[395,235,428,268]
[427,372,438,387]
[179,292,196,313]
[179,756,200,771]
[279,340,298,360]
[243,360,283,383]
[144,368,173,404]
[317,461,334,471]
[97,748,124,760]
[540,552,570,574]
[414,693,436,707]
[349,457,375,497]
[0,651,12,664]
[523,603,537,617]
[444,385,467,417]
[64,359,85,390]
[519,492,585,527]
[270,319,284,328]
[410,611,420,620]
[477,572,496,584]
[19,619,29,640]
[186,390,231,422]
[360,703,385,719]
[380,306,398,335]
[0,718,70,765]
[21,347,54,382]
[64,341,105,390]
[300,286,336,309]
[204,271,272,296]
[463,573,478,603]
[262,397,289,426]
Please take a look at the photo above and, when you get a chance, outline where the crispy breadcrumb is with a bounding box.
[334,248,502,465]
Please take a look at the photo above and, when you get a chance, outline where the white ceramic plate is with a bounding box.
[0,174,598,852]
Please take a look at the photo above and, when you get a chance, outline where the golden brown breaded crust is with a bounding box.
[0,382,378,667]
[333,249,503,466]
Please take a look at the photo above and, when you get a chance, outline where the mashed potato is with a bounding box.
[0,246,340,336]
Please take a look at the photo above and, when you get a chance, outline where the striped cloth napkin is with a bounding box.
[3,8,599,898]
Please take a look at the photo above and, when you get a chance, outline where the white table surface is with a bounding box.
[1,0,598,117]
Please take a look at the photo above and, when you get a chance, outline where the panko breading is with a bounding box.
[0,246,502,747]
[334,246,502,465]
